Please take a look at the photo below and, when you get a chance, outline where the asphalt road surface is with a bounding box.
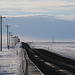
[22,42,75,75]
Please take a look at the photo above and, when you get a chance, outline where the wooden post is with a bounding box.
[0,15,6,51]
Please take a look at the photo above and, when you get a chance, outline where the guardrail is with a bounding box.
[20,48,28,75]
[15,42,28,75]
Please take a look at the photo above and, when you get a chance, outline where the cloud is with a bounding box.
[5,14,75,21]
[59,4,75,7]
[19,36,44,42]
[0,1,75,10]
[55,15,75,21]
[10,25,18,28]
[0,0,75,19]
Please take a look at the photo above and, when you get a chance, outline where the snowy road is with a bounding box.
[23,42,75,75]
[0,43,44,75]
[0,47,23,75]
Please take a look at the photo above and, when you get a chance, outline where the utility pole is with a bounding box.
[10,34,13,48]
[0,15,6,51]
[52,36,54,43]
[8,32,12,49]
[5,25,11,49]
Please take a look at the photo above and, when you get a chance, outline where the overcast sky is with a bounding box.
[0,0,75,42]
[0,0,75,18]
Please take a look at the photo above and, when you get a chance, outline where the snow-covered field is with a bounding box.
[28,42,75,60]
[0,43,25,75]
